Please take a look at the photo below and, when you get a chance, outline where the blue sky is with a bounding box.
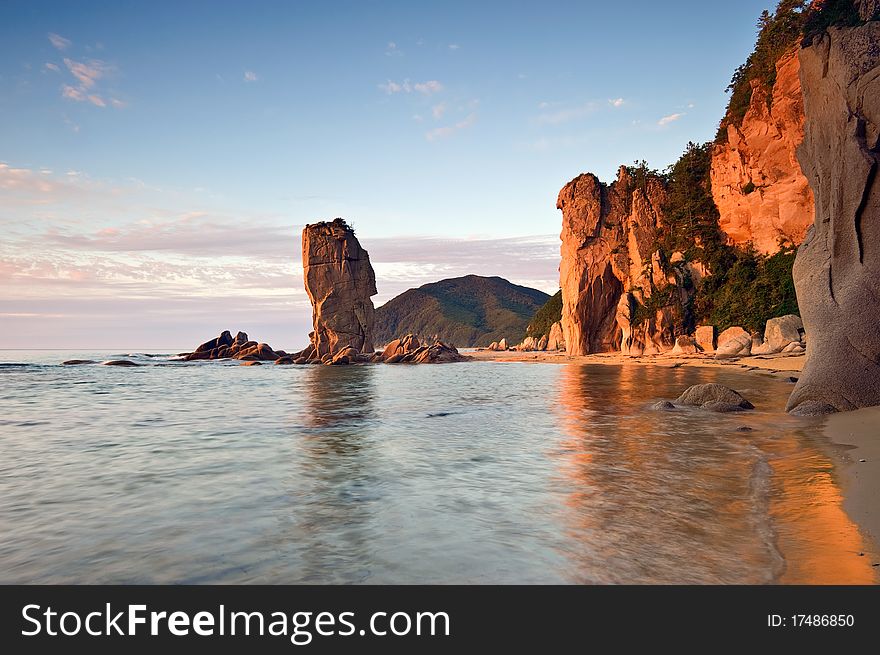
[0,0,775,349]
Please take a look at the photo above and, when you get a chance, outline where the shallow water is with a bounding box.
[0,351,876,584]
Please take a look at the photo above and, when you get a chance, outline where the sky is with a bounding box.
[0,0,775,349]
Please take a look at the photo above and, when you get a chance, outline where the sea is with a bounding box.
[0,350,876,584]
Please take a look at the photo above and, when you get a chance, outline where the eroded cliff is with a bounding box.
[558,167,695,356]
[711,48,814,253]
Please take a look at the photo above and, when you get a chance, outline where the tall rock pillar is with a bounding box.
[787,18,880,414]
[302,218,377,357]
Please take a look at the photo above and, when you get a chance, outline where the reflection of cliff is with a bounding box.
[553,363,876,583]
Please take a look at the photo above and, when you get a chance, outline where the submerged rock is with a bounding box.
[102,360,140,367]
[651,400,676,411]
[676,383,754,411]
[62,359,96,365]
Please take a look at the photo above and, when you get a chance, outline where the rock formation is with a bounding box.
[184,330,282,361]
[302,218,377,358]
[752,314,804,354]
[546,321,566,351]
[711,48,814,254]
[557,166,695,356]
[715,327,752,359]
[786,18,880,415]
[378,333,469,363]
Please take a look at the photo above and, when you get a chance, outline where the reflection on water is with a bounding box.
[554,364,876,584]
[0,351,875,584]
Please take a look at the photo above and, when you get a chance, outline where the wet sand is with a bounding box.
[824,407,880,545]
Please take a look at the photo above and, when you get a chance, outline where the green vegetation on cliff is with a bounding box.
[374,275,550,348]
[525,290,562,339]
[662,143,798,332]
[717,0,878,142]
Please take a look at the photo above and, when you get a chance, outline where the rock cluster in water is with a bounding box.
[787,17,880,415]
[183,331,284,362]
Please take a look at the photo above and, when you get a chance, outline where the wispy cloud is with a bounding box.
[243,70,258,82]
[57,56,122,109]
[48,33,71,51]
[378,79,443,95]
[448,44,460,50]
[385,41,401,56]
[657,112,685,126]
[63,57,108,89]
[431,103,446,119]
[426,112,476,141]
[44,62,61,73]
[608,97,625,108]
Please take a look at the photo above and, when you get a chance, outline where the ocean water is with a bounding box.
[0,351,876,584]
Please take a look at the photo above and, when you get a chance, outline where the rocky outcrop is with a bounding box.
[558,167,694,356]
[546,321,566,351]
[184,330,282,361]
[695,326,716,353]
[711,48,814,254]
[752,314,804,354]
[715,326,752,359]
[379,333,469,363]
[302,218,377,358]
[787,20,880,415]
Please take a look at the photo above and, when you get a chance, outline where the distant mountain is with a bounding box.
[374,275,551,348]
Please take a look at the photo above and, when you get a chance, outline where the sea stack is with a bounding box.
[786,14,880,414]
[302,218,378,357]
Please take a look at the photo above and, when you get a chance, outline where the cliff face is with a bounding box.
[711,48,814,254]
[786,19,880,414]
[558,167,694,356]
[302,218,377,356]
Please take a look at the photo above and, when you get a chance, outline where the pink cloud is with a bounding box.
[48,33,71,51]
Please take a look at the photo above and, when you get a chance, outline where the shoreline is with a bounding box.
[473,347,880,567]
[468,347,804,378]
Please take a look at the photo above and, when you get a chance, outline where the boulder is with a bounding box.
[695,325,716,353]
[787,20,880,414]
[760,314,803,354]
[302,218,377,358]
[240,361,262,366]
[546,321,566,351]
[670,335,698,355]
[498,338,509,351]
[715,327,752,359]
[676,383,754,410]
[192,330,234,354]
